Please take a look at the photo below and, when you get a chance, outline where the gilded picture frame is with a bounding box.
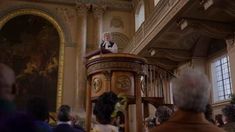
[0,9,65,110]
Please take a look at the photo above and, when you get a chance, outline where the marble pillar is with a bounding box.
[74,4,88,113]
[93,6,104,48]
[63,44,76,108]
[226,35,235,93]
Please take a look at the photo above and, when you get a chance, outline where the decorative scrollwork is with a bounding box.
[116,75,131,90]
[92,78,102,93]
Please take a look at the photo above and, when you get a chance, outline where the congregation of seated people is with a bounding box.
[0,63,85,132]
[1,63,235,132]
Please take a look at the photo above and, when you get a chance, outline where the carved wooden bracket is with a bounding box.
[178,18,234,39]
[148,48,191,61]
[199,0,214,10]
[226,33,235,51]
[102,70,112,81]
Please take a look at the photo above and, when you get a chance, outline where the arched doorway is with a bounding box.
[0,9,65,112]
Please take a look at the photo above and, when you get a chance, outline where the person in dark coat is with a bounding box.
[27,97,52,132]
[222,104,235,132]
[53,105,84,132]
[0,63,37,132]
[0,63,16,117]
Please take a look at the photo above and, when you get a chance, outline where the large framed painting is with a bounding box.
[0,12,63,112]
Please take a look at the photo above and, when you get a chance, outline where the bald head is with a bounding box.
[0,63,15,101]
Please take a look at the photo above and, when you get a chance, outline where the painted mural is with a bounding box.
[0,15,60,111]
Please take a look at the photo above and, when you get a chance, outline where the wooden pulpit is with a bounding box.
[85,53,147,132]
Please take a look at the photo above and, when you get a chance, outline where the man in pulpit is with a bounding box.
[85,32,117,60]
[100,32,118,53]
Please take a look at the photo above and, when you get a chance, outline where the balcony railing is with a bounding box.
[141,64,174,104]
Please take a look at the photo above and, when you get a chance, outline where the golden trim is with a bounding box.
[88,53,147,62]
[0,9,65,110]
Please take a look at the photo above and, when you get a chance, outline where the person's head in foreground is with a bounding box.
[156,106,173,124]
[58,105,71,122]
[150,68,224,132]
[0,63,15,102]
[0,63,16,115]
[93,92,118,125]
[172,68,210,112]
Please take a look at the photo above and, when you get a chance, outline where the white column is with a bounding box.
[93,6,104,48]
[226,34,235,93]
[191,58,207,74]
[74,4,88,113]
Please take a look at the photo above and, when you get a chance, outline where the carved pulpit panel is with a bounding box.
[91,74,107,97]
[111,72,134,96]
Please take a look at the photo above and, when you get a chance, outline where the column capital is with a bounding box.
[226,33,235,52]
[76,4,88,16]
[93,6,105,18]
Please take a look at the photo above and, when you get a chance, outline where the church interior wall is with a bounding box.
[86,12,96,51]
[228,45,235,97]
[1,1,235,130]
[103,10,134,39]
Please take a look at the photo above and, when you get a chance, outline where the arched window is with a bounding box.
[135,0,145,31]
[211,55,232,102]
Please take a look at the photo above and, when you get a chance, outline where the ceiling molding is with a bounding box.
[15,0,133,11]
[145,57,178,70]
[149,48,192,61]
[178,17,234,39]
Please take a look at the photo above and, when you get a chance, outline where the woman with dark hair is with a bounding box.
[215,114,224,127]
[93,92,119,132]
[222,104,235,132]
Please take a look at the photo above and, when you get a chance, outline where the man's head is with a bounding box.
[93,92,118,124]
[156,106,173,124]
[57,105,71,122]
[103,32,112,41]
[172,68,210,112]
[0,63,15,101]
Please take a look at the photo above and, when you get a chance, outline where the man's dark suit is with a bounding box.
[150,110,225,132]
[53,124,84,132]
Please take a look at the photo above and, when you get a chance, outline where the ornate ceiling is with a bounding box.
[140,0,234,70]
[16,0,133,10]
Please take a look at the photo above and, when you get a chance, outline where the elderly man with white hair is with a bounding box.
[99,32,118,53]
[150,68,224,132]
